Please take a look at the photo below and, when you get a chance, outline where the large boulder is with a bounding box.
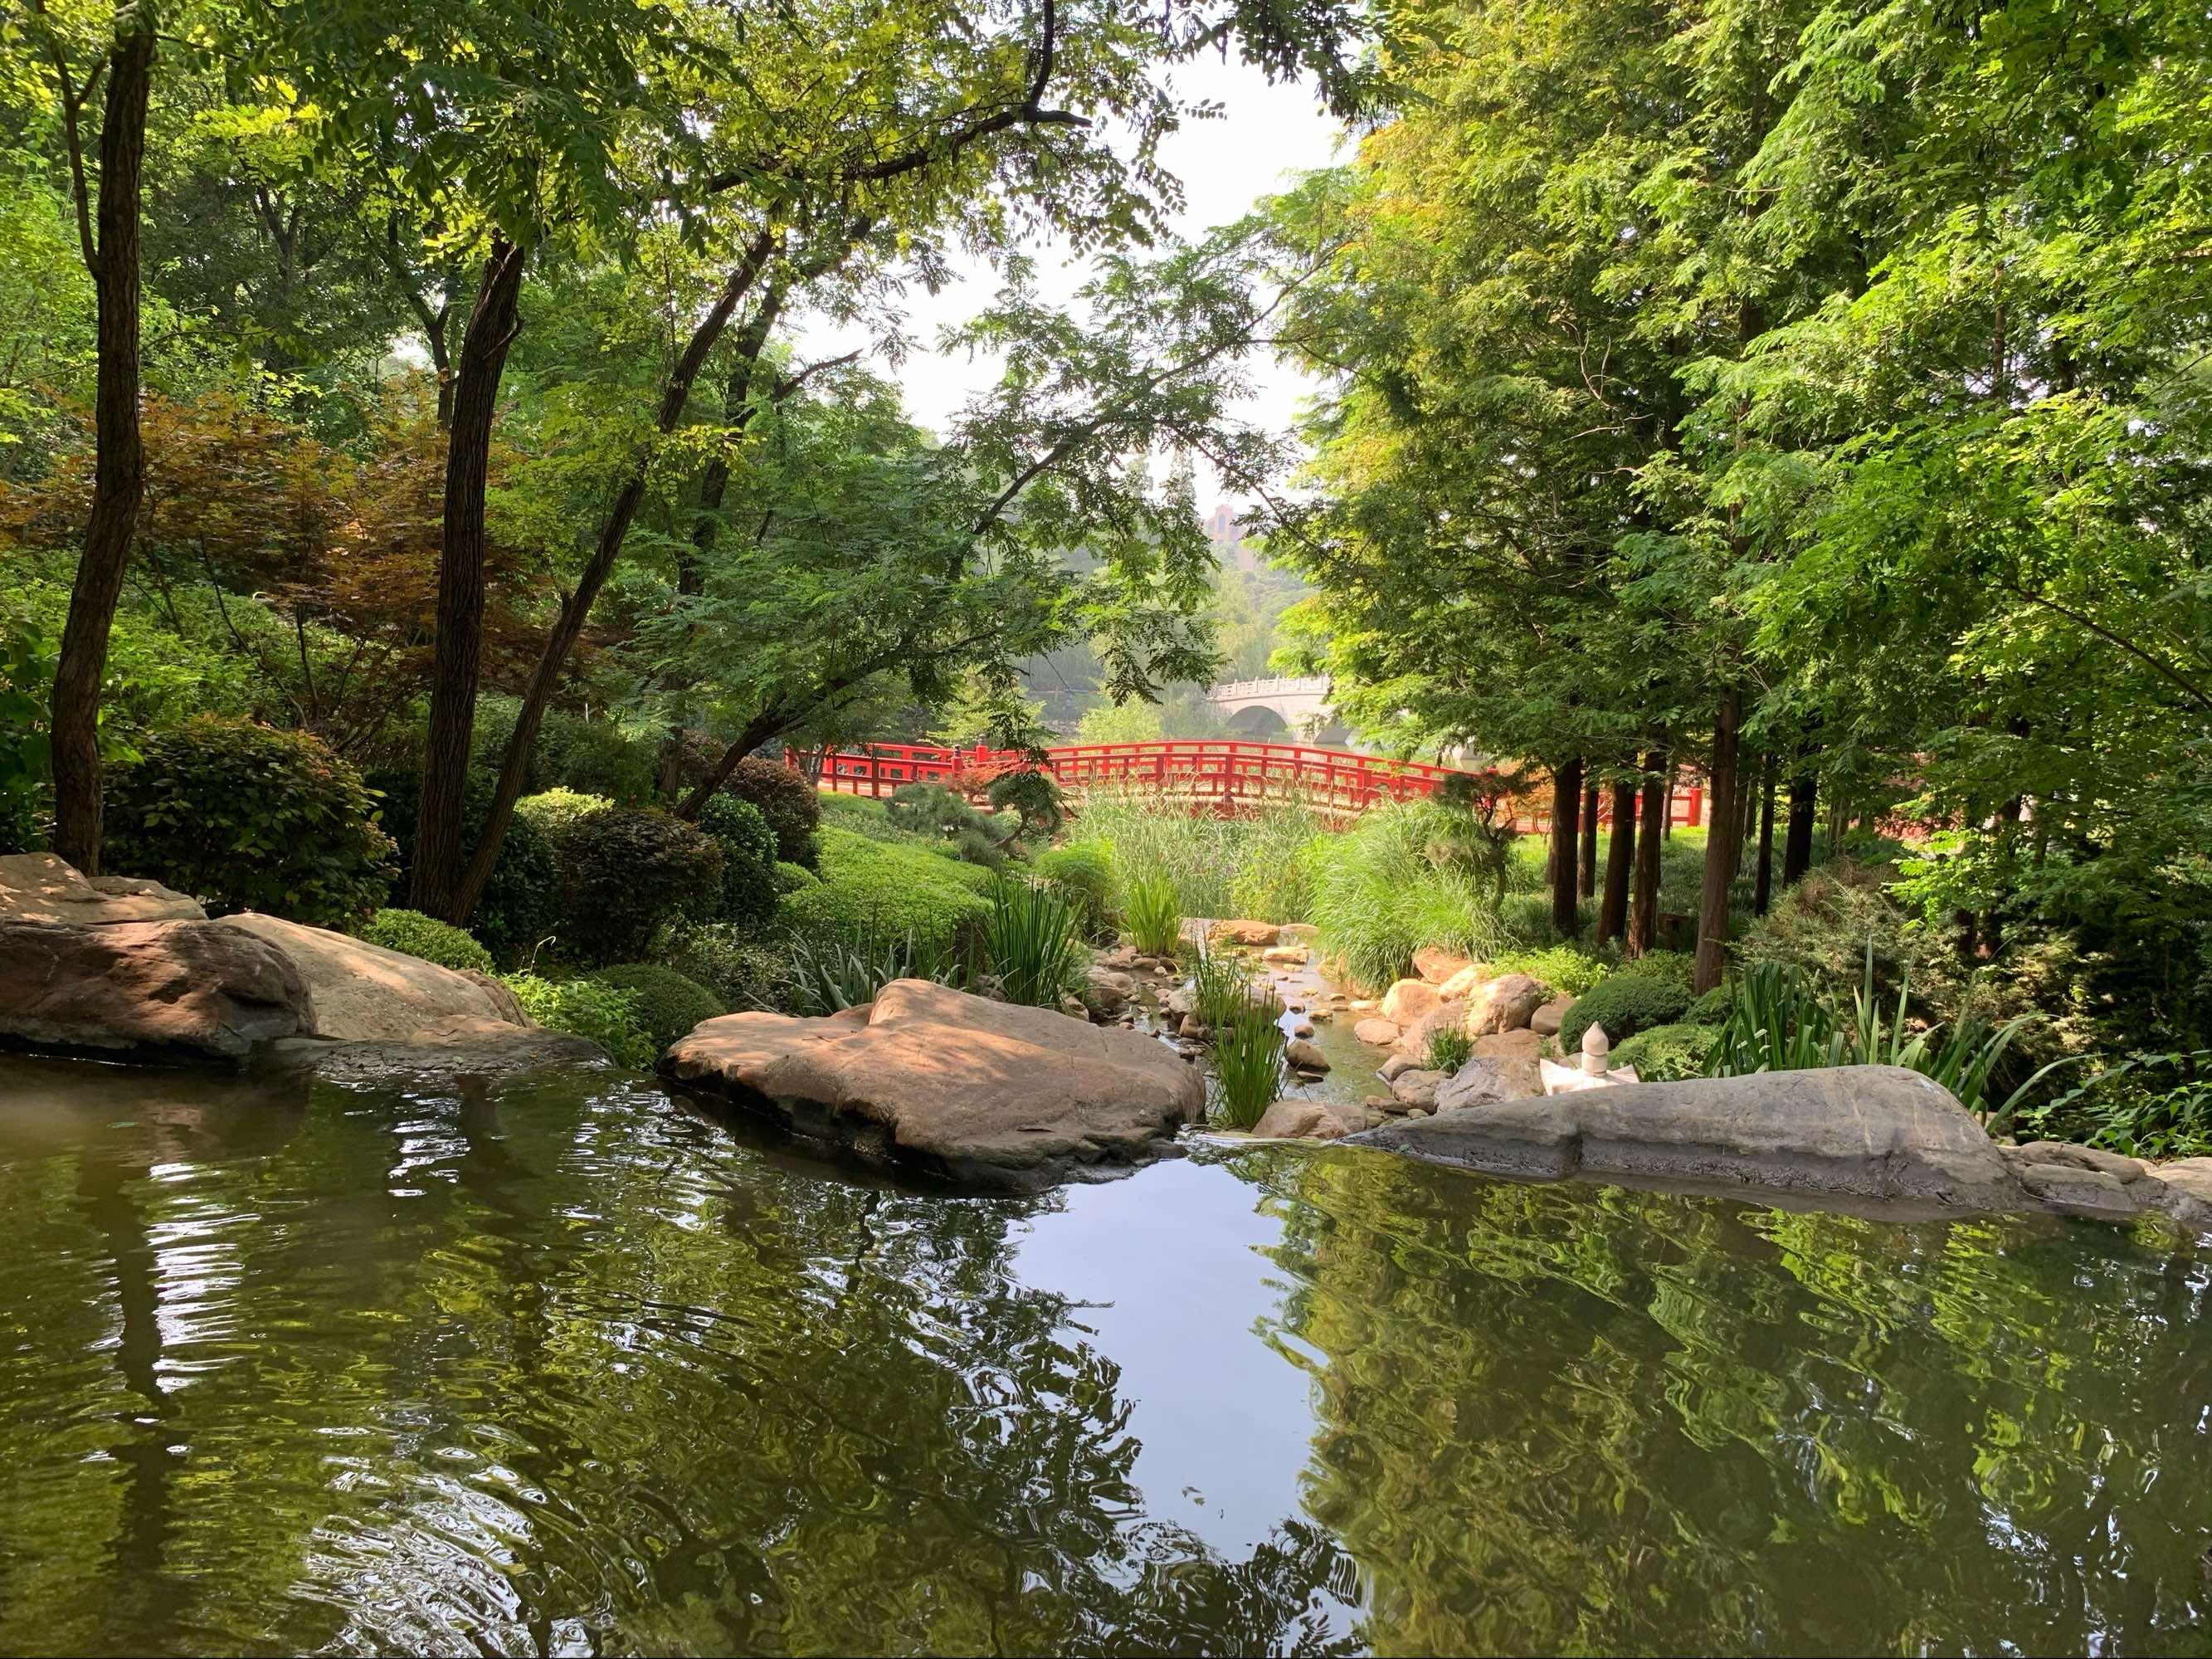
[214,913,529,1043]
[0,856,541,1066]
[1412,945,1473,985]
[1350,1066,2024,1213]
[1435,1053,1543,1112]
[0,851,205,925]
[1250,1097,1367,1141]
[1208,920,1280,949]
[1469,973,1547,1035]
[0,915,310,1060]
[1353,1017,1402,1047]
[1380,978,1441,1026]
[664,978,1205,1192]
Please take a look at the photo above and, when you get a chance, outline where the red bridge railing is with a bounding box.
[787,739,1706,831]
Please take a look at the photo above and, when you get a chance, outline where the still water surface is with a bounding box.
[1,1053,2208,1656]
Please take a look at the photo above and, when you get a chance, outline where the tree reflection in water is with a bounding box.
[1243,1144,2212,1656]
[0,1057,2206,1656]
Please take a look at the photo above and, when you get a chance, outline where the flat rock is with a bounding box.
[1208,920,1281,948]
[1250,1098,1367,1141]
[1351,1066,2024,1213]
[1284,1037,1329,1071]
[1261,944,1310,966]
[1412,945,1473,985]
[2146,1159,2212,1230]
[1469,973,1547,1035]
[1529,995,1576,1039]
[0,851,206,925]
[664,978,1205,1192]
[1354,1017,1402,1047]
[216,913,529,1044]
[1380,978,1441,1027]
[1435,1054,1543,1112]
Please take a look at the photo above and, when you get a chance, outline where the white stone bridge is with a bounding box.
[1206,675,1333,738]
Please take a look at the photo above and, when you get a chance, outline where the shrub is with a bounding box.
[1611,1022,1719,1082]
[772,861,817,895]
[1557,974,1696,1052]
[588,962,724,1051]
[982,879,1085,1008]
[1309,803,1521,991]
[1611,949,1698,991]
[358,908,494,973]
[885,781,1011,869]
[103,716,397,925]
[1686,983,1733,1024]
[514,787,613,842]
[1490,944,1612,999]
[696,793,780,931]
[662,920,787,1011]
[986,766,1065,842]
[775,825,992,959]
[502,972,658,1068]
[537,710,658,803]
[1123,868,1183,955]
[1211,1001,1286,1129]
[551,807,724,964]
[1425,1024,1474,1073]
[1034,841,1119,939]
[2015,1050,2212,1159]
[370,769,561,959]
[720,757,821,868]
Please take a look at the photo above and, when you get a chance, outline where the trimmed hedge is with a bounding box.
[588,962,724,1050]
[775,825,993,956]
[540,803,724,964]
[696,793,780,931]
[719,758,821,868]
[1558,973,1696,1052]
[103,716,396,925]
[1034,841,1119,940]
[359,908,494,973]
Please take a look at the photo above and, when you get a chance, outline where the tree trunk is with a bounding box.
[1627,749,1668,957]
[1596,773,1635,945]
[1693,687,1742,994]
[451,241,780,922]
[1782,766,1817,885]
[1754,750,1777,916]
[1578,782,1599,898]
[1549,759,1582,937]
[48,14,157,876]
[410,237,527,919]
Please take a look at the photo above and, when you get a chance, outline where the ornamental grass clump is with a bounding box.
[1123,868,1183,956]
[779,923,964,1016]
[1191,945,1278,1035]
[1211,1000,1286,1129]
[983,878,1085,1008]
[1425,1024,1474,1074]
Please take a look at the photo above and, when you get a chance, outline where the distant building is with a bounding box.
[1203,502,1259,574]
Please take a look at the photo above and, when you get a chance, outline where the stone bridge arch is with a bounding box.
[1206,676,1333,739]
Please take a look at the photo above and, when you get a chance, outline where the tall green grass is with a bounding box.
[1191,946,1279,1033]
[1073,787,1320,920]
[1122,869,1183,955]
[983,879,1085,1008]
[1308,803,1537,991]
[1211,1000,1287,1128]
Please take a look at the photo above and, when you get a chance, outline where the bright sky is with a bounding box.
[794,53,1351,510]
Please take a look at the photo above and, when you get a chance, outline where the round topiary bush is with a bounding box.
[696,793,779,931]
[369,769,560,959]
[550,806,724,964]
[1557,973,1696,1052]
[1034,841,1119,940]
[103,716,397,925]
[587,962,724,1050]
[358,907,495,973]
[719,757,821,868]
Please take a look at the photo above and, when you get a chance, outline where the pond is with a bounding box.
[1,1052,2208,1657]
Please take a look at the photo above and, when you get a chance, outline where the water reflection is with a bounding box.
[0,1056,2205,1656]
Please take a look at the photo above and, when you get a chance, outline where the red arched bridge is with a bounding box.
[790,739,1706,832]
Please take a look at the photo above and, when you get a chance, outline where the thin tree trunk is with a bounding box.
[1627,749,1668,957]
[1754,750,1777,916]
[1693,687,1742,994]
[1550,759,1582,938]
[1597,772,1635,946]
[48,12,156,876]
[1578,782,1599,898]
[1782,764,1817,885]
[410,236,526,918]
[451,236,780,921]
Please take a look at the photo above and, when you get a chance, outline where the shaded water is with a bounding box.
[2,1052,2209,1657]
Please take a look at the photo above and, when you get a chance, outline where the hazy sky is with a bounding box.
[794,53,1351,509]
